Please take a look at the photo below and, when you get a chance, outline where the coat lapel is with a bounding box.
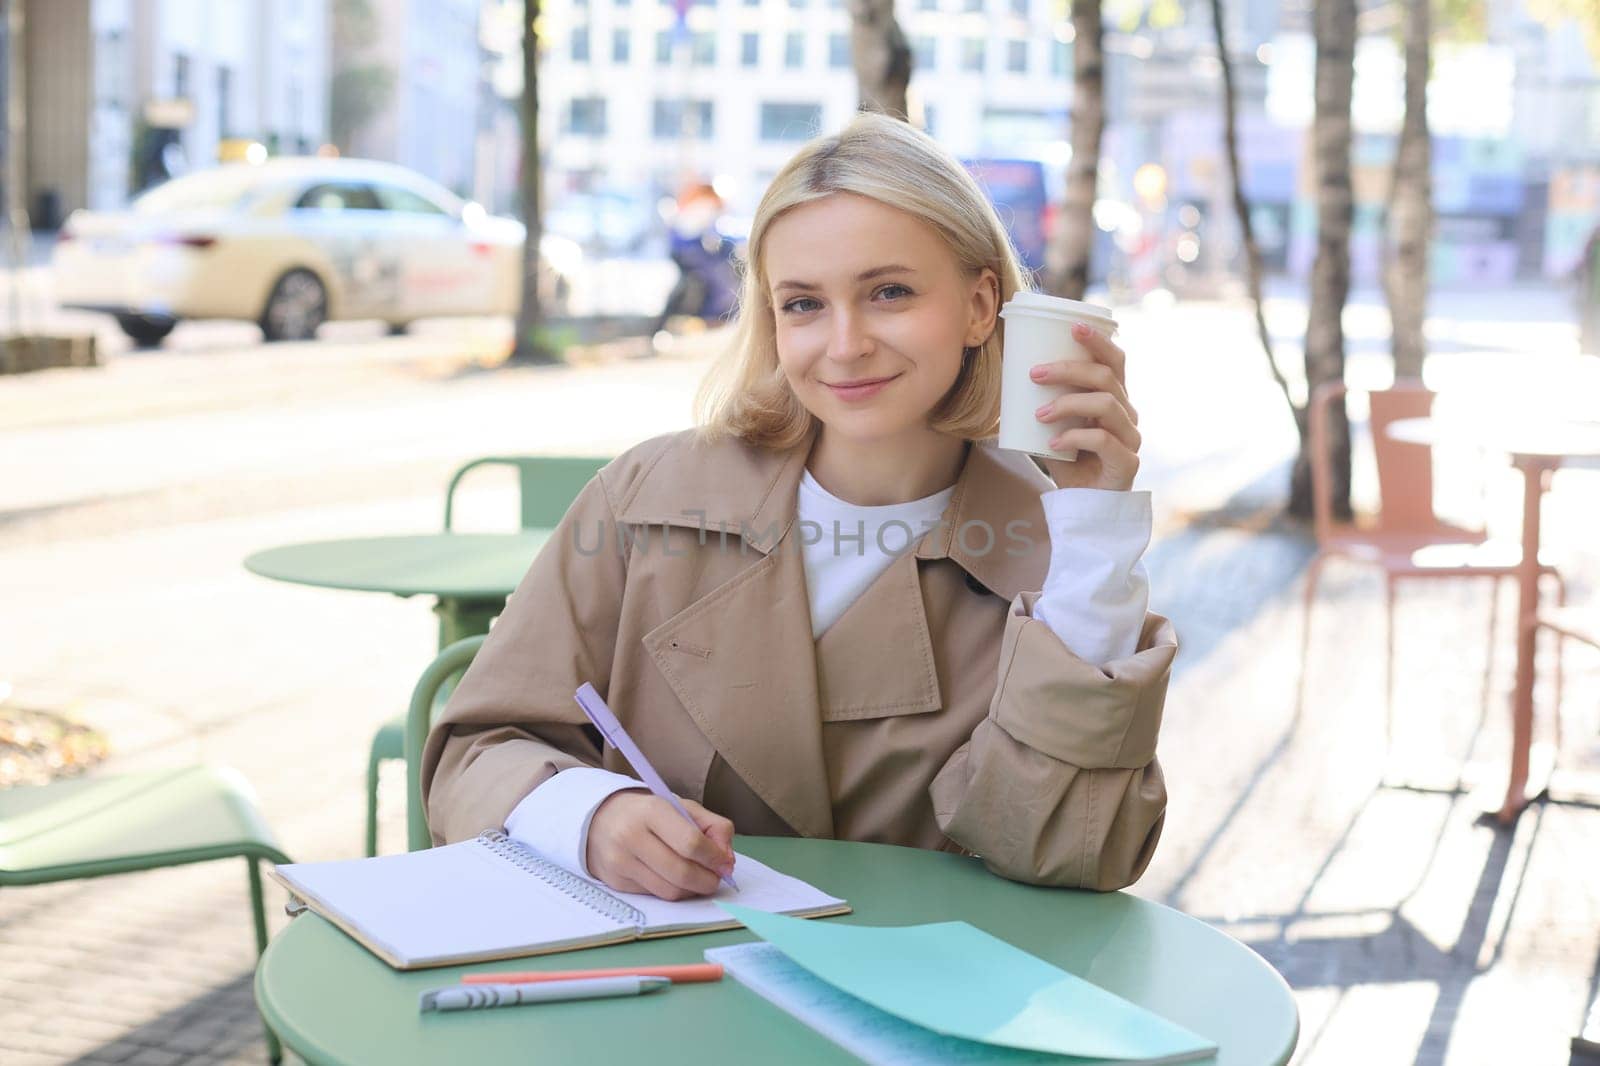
[623,429,835,839]
[639,537,835,838]
[814,549,941,721]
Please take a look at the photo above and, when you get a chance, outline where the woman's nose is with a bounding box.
[825,309,874,361]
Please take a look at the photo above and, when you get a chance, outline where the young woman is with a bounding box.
[421,113,1175,899]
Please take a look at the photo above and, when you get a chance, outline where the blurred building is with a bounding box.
[535,0,1105,222]
[529,0,1596,286]
[332,0,481,197]
[529,0,1285,275]
[10,0,329,224]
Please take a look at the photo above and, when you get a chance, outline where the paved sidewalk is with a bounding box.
[2,290,1597,1065]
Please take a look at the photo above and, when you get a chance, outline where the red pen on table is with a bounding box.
[462,963,724,986]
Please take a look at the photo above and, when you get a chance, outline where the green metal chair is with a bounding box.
[364,455,609,856]
[0,765,292,1062]
[404,635,487,852]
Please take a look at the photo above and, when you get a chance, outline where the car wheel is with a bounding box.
[260,268,328,342]
[115,313,177,348]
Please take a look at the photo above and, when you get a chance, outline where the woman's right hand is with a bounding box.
[584,791,736,900]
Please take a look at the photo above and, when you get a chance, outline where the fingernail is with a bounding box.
[1034,402,1052,419]
[1073,323,1090,338]
[1029,365,1046,380]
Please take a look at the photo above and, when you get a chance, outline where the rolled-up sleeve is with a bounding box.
[929,595,1176,890]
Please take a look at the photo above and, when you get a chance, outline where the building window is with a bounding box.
[173,53,191,98]
[784,32,804,68]
[921,103,936,137]
[917,0,937,9]
[571,27,590,61]
[964,0,982,11]
[691,30,716,65]
[616,0,631,7]
[960,37,984,72]
[789,0,806,8]
[913,35,935,70]
[1051,38,1070,76]
[566,97,607,135]
[653,98,715,139]
[1009,0,1026,14]
[1005,39,1026,73]
[741,32,759,66]
[829,33,850,68]
[613,29,631,62]
[744,0,760,7]
[760,101,821,140]
[656,30,674,63]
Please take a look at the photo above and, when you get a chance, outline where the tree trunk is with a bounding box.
[1384,0,1432,379]
[1208,0,1295,431]
[4,0,32,349]
[1289,0,1356,521]
[848,0,911,120]
[510,0,557,365]
[1046,1,1102,300]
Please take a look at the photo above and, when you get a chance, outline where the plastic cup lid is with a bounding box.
[998,291,1116,326]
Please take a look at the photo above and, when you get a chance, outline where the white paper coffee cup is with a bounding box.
[996,292,1118,462]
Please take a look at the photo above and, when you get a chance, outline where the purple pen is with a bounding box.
[573,683,739,891]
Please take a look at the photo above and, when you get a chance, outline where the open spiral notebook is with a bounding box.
[269,830,850,970]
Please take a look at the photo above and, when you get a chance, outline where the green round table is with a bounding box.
[244,532,553,646]
[256,838,1297,1065]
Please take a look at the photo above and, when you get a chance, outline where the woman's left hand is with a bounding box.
[1031,323,1141,492]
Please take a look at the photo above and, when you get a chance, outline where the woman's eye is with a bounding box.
[875,284,913,301]
[781,297,821,314]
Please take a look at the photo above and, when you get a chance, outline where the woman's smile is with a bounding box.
[823,373,901,401]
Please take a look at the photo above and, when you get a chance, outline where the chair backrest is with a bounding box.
[444,456,611,531]
[1367,383,1440,535]
[405,635,487,852]
[1308,379,1462,542]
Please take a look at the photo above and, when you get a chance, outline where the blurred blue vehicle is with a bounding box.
[962,158,1054,274]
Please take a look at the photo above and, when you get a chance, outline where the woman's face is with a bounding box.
[762,193,998,445]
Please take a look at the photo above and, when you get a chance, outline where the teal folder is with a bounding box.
[719,903,1216,1064]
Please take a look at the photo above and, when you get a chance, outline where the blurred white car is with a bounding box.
[53,158,580,346]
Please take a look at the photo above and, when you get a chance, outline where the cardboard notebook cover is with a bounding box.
[269,829,850,970]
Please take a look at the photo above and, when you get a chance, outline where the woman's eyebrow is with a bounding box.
[772,265,915,293]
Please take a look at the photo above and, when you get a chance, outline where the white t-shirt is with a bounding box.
[503,476,1154,876]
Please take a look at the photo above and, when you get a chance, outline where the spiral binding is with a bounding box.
[478,830,645,928]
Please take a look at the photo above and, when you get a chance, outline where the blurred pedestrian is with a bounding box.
[653,180,739,333]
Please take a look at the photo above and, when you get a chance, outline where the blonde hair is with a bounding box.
[693,112,1029,450]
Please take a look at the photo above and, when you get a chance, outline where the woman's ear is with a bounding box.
[966,268,1001,347]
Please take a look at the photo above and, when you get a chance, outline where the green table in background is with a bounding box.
[255,838,1298,1066]
[244,532,553,647]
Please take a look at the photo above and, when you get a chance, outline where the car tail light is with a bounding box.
[469,241,494,257]
[55,229,75,243]
[155,234,217,249]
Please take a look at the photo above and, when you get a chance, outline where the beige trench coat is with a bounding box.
[421,426,1177,890]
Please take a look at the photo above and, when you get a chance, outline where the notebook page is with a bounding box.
[275,838,624,967]
[578,850,845,932]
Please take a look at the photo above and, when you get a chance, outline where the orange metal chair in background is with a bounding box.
[1300,381,1566,750]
